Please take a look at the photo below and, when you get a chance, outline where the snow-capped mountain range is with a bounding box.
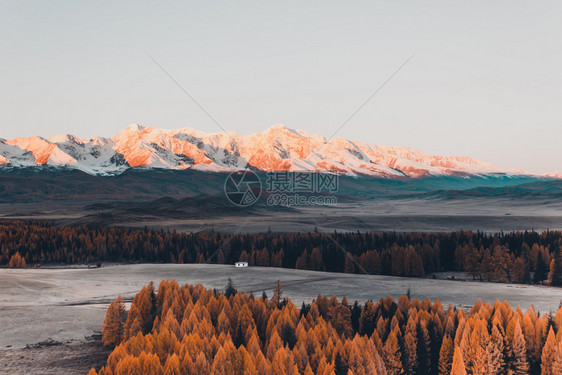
[0,124,549,178]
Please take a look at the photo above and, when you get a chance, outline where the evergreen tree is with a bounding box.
[417,320,431,375]
[351,300,362,333]
[272,280,282,307]
[334,351,348,375]
[225,277,237,298]
[481,249,494,281]
[359,301,376,336]
[534,254,547,284]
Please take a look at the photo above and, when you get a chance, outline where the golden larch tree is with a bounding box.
[8,252,26,268]
[382,327,403,375]
[438,334,453,375]
[541,327,557,375]
[451,346,467,375]
[102,295,127,347]
[510,320,530,375]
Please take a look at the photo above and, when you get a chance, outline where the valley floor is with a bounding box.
[2,265,561,352]
[2,194,562,233]
[0,337,111,375]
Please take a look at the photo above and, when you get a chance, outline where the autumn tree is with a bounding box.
[272,347,299,375]
[163,353,181,375]
[541,327,558,375]
[451,346,467,375]
[480,249,494,281]
[549,247,562,286]
[123,304,143,341]
[510,320,530,375]
[464,246,480,280]
[486,323,505,374]
[438,334,453,375]
[310,247,324,271]
[8,252,26,268]
[403,316,418,374]
[513,257,528,283]
[102,295,127,347]
[211,347,234,374]
[344,253,356,274]
[4,221,562,288]
[94,279,562,375]
[553,341,562,373]
[382,327,403,375]
[329,304,353,338]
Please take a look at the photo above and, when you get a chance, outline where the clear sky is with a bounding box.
[1,1,560,173]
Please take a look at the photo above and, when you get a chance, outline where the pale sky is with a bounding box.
[1,1,561,173]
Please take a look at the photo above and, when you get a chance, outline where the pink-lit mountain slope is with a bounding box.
[0,124,545,178]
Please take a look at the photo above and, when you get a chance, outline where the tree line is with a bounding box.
[92,279,562,374]
[2,220,562,286]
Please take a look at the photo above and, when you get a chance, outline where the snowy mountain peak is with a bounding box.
[545,172,562,179]
[126,123,145,132]
[266,124,291,133]
[47,134,85,144]
[0,124,548,178]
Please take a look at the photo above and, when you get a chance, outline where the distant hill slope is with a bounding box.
[0,167,549,203]
[399,179,562,200]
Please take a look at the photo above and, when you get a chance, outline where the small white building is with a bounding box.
[235,261,248,268]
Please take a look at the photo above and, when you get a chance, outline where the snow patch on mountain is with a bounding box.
[47,147,77,165]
